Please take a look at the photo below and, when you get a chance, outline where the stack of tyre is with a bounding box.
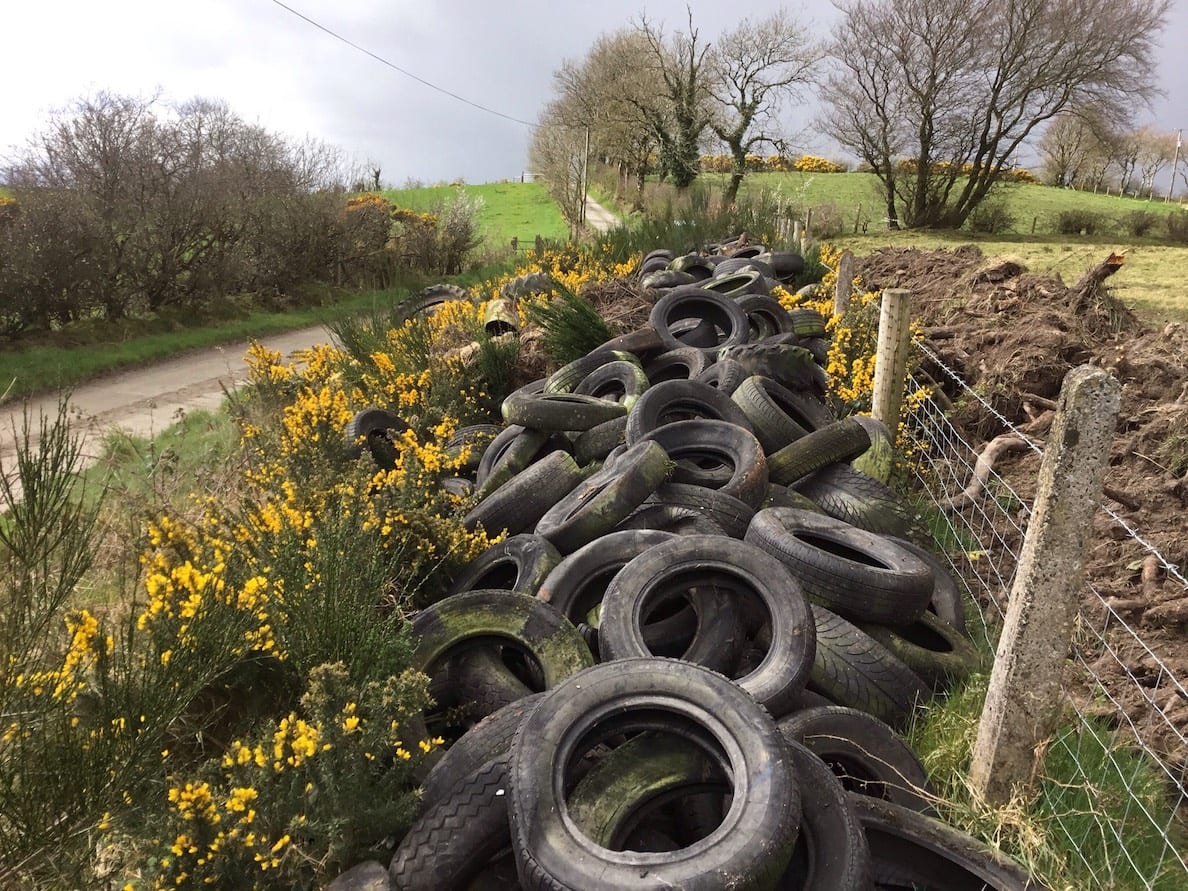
[367,254,1040,889]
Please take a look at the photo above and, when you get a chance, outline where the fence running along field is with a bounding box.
[905,343,1188,888]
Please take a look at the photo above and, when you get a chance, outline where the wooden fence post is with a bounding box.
[834,250,855,317]
[870,288,912,430]
[969,365,1121,805]
[792,220,803,251]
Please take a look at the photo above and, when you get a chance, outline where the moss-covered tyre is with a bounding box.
[573,415,628,465]
[573,360,650,410]
[436,645,534,725]
[642,346,714,384]
[745,507,934,626]
[447,533,564,599]
[507,659,800,891]
[543,349,637,394]
[806,605,930,730]
[502,390,627,433]
[794,462,917,537]
[624,378,754,444]
[778,705,936,815]
[731,374,834,454]
[410,589,593,696]
[762,483,825,512]
[344,408,410,467]
[617,504,729,537]
[859,611,980,693]
[598,325,666,361]
[565,734,728,849]
[464,450,584,537]
[599,535,816,715]
[639,419,769,510]
[850,795,1043,890]
[535,440,671,554]
[849,415,897,484]
[703,270,771,298]
[649,288,751,356]
[786,308,828,339]
[389,756,514,891]
[419,693,545,814]
[767,416,873,487]
[641,269,698,290]
[474,424,550,496]
[501,271,553,300]
[444,423,501,475]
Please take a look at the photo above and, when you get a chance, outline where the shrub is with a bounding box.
[967,200,1016,234]
[1166,210,1188,244]
[1122,210,1162,238]
[1055,209,1107,236]
[806,204,845,239]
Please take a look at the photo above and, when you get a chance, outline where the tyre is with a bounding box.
[720,344,829,401]
[703,270,770,298]
[508,659,800,891]
[544,349,638,394]
[736,293,795,339]
[396,283,471,322]
[573,415,628,464]
[641,269,698,290]
[806,606,930,730]
[616,504,729,537]
[502,390,627,433]
[778,705,936,814]
[344,408,409,467]
[850,794,1042,890]
[445,423,502,474]
[439,645,535,724]
[501,272,553,299]
[640,482,755,539]
[598,535,816,714]
[573,359,650,409]
[475,424,549,494]
[464,450,584,537]
[766,416,872,487]
[762,251,806,281]
[390,756,514,891]
[598,325,666,361]
[858,611,980,693]
[762,483,824,512]
[745,507,934,626]
[888,537,968,638]
[411,590,593,692]
[694,358,749,395]
[643,347,713,383]
[535,440,671,554]
[420,693,545,814]
[795,462,917,537]
[638,419,768,510]
[447,533,564,599]
[668,253,716,279]
[849,415,896,484]
[779,739,872,890]
[786,308,828,339]
[624,378,753,445]
[649,288,751,355]
[731,375,834,454]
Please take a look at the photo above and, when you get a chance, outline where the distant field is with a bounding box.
[384,181,570,250]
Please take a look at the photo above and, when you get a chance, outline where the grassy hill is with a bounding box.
[384,181,570,251]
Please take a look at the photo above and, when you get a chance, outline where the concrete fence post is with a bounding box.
[834,250,855,317]
[969,365,1120,805]
[870,288,912,430]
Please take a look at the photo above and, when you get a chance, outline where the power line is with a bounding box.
[266,0,536,128]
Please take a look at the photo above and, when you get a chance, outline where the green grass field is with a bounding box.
[384,181,570,250]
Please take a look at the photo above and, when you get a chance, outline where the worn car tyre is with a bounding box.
[502,390,627,433]
[731,375,834,454]
[508,659,800,891]
[649,288,751,355]
[850,794,1043,890]
[766,416,873,487]
[795,462,917,537]
[640,482,755,539]
[345,408,410,467]
[464,450,584,536]
[694,358,750,395]
[859,610,980,693]
[447,533,564,599]
[746,507,934,626]
[599,535,816,714]
[643,346,714,383]
[888,536,969,638]
[778,705,936,815]
[625,378,753,444]
[806,606,930,730]
[639,419,768,510]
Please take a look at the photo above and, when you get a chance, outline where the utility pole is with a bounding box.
[1167,129,1182,203]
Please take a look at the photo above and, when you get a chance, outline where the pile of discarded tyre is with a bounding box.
[350,245,1043,890]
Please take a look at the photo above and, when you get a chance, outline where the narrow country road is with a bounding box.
[2,201,620,493]
[0,326,333,488]
[584,195,619,233]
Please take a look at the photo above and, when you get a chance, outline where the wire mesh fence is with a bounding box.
[906,343,1187,888]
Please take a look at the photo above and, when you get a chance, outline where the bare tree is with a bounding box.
[824,0,1170,229]
[1037,110,1116,189]
[708,11,822,205]
[530,99,589,231]
[1135,127,1177,197]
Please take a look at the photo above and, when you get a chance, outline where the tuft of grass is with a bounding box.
[521,283,613,365]
[909,669,1186,890]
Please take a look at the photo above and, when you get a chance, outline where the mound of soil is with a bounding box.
[857,246,1188,780]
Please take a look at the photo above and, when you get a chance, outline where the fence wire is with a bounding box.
[907,343,1188,888]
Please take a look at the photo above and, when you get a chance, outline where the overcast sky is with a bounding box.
[3,0,1186,187]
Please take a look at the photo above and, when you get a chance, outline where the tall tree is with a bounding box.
[1037,111,1116,189]
[635,10,713,189]
[708,11,822,205]
[1135,127,1178,197]
[824,0,1170,229]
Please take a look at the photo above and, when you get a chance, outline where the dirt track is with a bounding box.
[0,326,333,486]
